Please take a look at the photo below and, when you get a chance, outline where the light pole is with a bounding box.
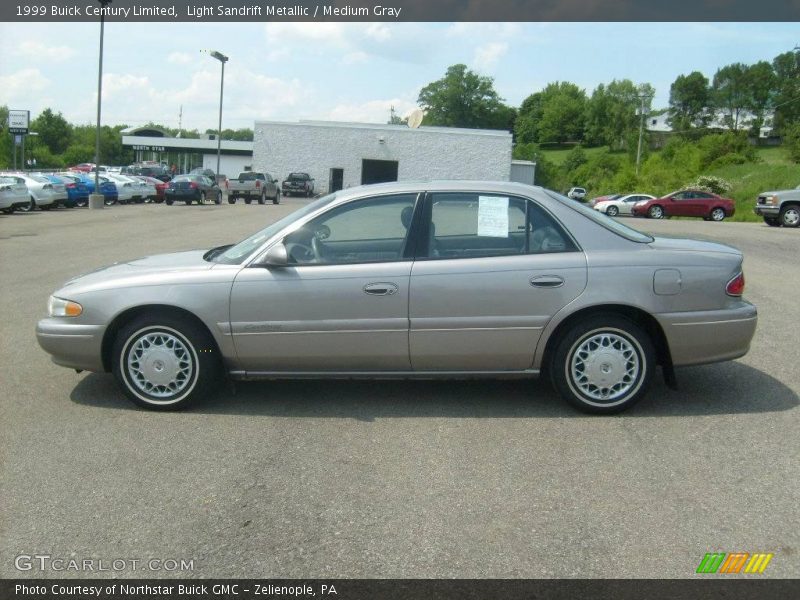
[90,0,112,209]
[204,49,228,180]
[635,87,653,176]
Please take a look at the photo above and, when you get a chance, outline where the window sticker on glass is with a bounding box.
[477,196,509,237]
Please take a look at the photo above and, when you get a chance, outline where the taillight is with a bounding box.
[66,183,76,189]
[190,182,198,189]
[255,180,261,188]
[726,272,745,297]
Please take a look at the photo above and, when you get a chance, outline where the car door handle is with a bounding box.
[530,275,564,288]
[363,282,398,296]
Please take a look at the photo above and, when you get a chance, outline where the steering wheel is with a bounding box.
[285,242,317,264]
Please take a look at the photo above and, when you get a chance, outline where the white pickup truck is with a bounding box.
[754,184,800,227]
[226,171,281,204]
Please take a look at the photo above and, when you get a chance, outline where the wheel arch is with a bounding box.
[101,304,221,373]
[538,303,672,377]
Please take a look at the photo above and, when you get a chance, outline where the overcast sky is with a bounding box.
[0,22,797,131]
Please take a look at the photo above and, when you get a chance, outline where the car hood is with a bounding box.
[760,188,800,197]
[58,250,218,294]
[648,236,741,256]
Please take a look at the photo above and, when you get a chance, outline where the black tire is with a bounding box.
[780,204,800,228]
[165,198,174,206]
[273,190,281,205]
[258,191,266,205]
[244,198,252,205]
[764,217,780,227]
[709,207,726,222]
[606,205,619,217]
[76,198,88,207]
[104,196,118,206]
[112,314,222,411]
[18,197,35,212]
[227,196,236,204]
[214,191,222,205]
[550,315,655,414]
[185,199,192,205]
[648,205,664,219]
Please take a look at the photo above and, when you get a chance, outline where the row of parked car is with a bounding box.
[588,190,737,222]
[0,170,172,212]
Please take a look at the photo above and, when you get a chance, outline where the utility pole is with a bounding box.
[635,87,653,176]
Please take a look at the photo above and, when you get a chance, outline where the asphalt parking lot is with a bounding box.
[0,201,798,579]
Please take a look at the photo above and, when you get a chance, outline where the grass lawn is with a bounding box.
[709,147,799,222]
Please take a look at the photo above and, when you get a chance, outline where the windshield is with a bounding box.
[544,190,654,243]
[214,193,339,264]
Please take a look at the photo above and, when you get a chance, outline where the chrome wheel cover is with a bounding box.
[649,206,663,218]
[783,207,800,227]
[568,330,642,405]
[126,330,195,400]
[711,208,725,221]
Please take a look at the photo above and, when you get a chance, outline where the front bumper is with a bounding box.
[754,205,780,217]
[36,318,106,372]
[655,302,757,367]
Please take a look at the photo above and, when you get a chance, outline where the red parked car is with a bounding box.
[631,190,736,221]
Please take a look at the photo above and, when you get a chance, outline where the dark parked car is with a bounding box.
[165,175,222,205]
[632,190,736,221]
[282,172,315,197]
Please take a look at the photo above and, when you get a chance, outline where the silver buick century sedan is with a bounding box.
[37,181,757,414]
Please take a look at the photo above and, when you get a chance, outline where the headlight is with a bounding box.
[48,296,83,317]
[765,195,779,205]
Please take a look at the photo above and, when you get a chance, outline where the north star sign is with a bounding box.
[8,110,29,135]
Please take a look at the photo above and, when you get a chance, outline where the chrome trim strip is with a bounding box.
[672,317,758,327]
[230,369,541,379]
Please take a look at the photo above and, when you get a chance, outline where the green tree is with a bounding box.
[771,50,800,134]
[782,122,800,163]
[30,108,73,155]
[668,71,712,134]
[418,64,514,130]
[585,80,652,149]
[744,61,777,136]
[516,82,587,145]
[712,63,751,131]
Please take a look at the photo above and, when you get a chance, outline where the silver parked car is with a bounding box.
[36,181,757,414]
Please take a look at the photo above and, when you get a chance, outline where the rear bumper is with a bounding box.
[36,319,106,372]
[655,303,757,367]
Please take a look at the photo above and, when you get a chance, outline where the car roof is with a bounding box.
[333,180,546,203]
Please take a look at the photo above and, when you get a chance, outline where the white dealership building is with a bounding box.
[252,120,513,194]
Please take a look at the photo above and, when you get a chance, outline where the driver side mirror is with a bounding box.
[260,243,288,267]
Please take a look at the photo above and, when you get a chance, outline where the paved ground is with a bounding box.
[0,202,798,579]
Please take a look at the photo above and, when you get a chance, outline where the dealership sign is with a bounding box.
[8,110,30,135]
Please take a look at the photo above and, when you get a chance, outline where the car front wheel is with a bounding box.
[551,315,655,414]
[648,205,664,219]
[606,206,619,217]
[780,205,800,228]
[112,315,222,410]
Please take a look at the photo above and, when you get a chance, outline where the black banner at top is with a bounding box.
[2,0,800,22]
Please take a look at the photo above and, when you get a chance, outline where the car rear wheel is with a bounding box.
[17,197,35,212]
[764,217,780,227]
[551,315,655,414]
[606,206,619,217]
[214,191,222,204]
[648,205,664,219]
[244,198,252,205]
[273,190,281,204]
[710,207,726,221]
[780,205,800,228]
[112,315,222,411]
[104,197,117,206]
[165,198,173,206]
[258,191,266,205]
[228,196,236,204]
